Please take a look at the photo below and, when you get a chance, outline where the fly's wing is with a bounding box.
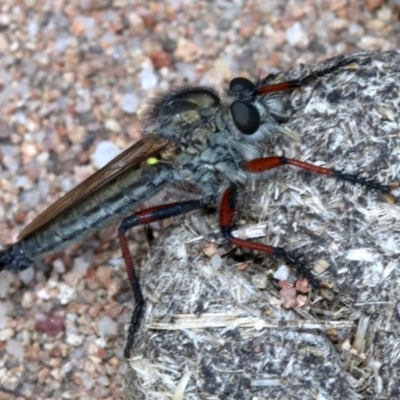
[18,135,170,240]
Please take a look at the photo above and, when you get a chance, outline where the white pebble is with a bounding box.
[91,140,120,168]
[97,315,117,339]
[0,301,8,329]
[0,271,12,297]
[19,267,35,285]
[176,62,198,82]
[252,273,268,289]
[28,20,38,37]
[139,69,158,90]
[273,264,290,281]
[97,376,110,386]
[53,259,66,274]
[23,189,41,208]
[75,99,92,114]
[55,37,68,52]
[66,331,84,346]
[286,22,305,46]
[6,339,24,362]
[82,371,95,390]
[0,14,11,27]
[121,92,139,114]
[57,283,75,305]
[210,255,222,270]
[82,17,97,39]
[36,288,51,301]
[15,175,31,189]
[104,118,121,133]
[3,154,19,173]
[0,328,14,341]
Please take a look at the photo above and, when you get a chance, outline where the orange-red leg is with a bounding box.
[219,185,320,287]
[243,156,393,193]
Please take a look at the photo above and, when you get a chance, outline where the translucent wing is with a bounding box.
[19,134,170,240]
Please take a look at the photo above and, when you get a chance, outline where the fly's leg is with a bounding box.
[143,225,155,246]
[243,156,398,199]
[119,199,209,358]
[226,156,398,286]
[220,185,320,288]
[290,57,359,88]
[257,57,357,95]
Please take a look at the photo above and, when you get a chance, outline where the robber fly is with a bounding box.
[0,56,397,358]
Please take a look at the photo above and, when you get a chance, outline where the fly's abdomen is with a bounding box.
[1,166,169,274]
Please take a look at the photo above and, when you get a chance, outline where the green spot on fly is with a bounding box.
[147,157,158,165]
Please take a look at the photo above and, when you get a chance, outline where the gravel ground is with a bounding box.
[0,1,399,399]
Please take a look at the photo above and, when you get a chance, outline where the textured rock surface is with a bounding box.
[125,51,400,400]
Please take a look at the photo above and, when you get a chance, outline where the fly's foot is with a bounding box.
[292,260,321,289]
[274,247,320,289]
[332,170,398,197]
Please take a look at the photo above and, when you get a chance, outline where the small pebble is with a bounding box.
[6,339,24,362]
[0,328,15,341]
[139,69,158,90]
[210,255,222,270]
[97,315,117,339]
[0,301,8,329]
[19,267,35,285]
[251,273,268,289]
[35,313,65,336]
[273,264,290,281]
[286,22,307,46]
[91,140,120,168]
[0,272,12,298]
[121,92,139,114]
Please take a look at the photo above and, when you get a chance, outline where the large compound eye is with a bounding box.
[229,77,255,94]
[230,101,260,134]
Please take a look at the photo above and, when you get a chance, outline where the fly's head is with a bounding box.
[211,76,293,162]
[144,77,293,162]
[222,76,292,140]
[142,77,296,190]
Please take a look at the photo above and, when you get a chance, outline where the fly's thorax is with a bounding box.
[144,86,220,140]
[171,132,249,191]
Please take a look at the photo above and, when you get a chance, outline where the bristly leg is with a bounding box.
[220,154,397,288]
[219,185,321,288]
[294,56,359,87]
[256,56,358,95]
[230,155,397,285]
[243,156,398,198]
[118,199,209,358]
